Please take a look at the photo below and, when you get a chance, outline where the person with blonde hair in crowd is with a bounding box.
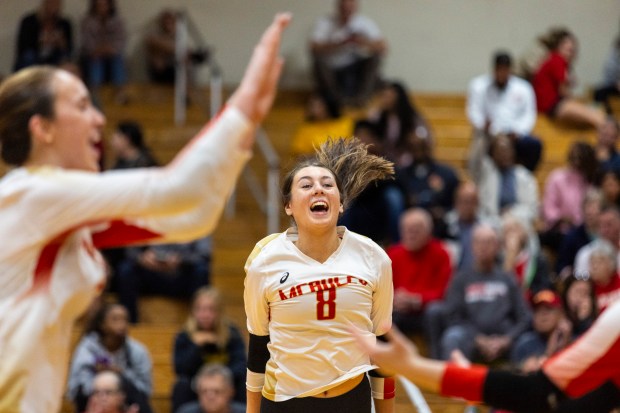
[172,287,247,412]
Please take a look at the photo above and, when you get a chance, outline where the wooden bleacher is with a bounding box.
[51,83,607,413]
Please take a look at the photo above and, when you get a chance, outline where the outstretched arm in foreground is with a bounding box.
[351,324,620,413]
[351,325,446,394]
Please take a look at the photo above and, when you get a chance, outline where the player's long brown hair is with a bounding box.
[282,137,394,211]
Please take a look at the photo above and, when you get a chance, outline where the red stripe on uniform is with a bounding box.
[563,336,620,397]
[29,232,71,293]
[440,363,488,403]
[91,220,161,249]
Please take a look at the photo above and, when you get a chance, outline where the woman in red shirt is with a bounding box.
[533,30,606,129]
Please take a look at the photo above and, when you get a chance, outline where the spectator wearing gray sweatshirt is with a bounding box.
[440,224,532,362]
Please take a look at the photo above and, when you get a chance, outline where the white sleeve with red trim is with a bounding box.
[371,249,393,336]
[542,299,620,398]
[19,107,252,247]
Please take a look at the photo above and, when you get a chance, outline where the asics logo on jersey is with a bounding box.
[280,272,289,284]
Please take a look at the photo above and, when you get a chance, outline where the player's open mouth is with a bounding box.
[310,201,329,213]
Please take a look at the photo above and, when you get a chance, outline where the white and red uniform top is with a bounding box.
[0,108,252,413]
[543,298,620,397]
[244,226,393,401]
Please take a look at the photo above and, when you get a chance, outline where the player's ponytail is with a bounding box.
[314,137,394,210]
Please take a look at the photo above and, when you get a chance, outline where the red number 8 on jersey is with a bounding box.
[316,288,336,320]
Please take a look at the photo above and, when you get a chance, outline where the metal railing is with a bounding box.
[173,12,280,235]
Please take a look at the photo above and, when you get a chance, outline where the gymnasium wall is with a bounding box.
[0,0,617,93]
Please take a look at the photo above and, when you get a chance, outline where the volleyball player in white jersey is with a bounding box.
[0,14,290,413]
[244,138,396,413]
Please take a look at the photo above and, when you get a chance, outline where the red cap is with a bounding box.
[532,289,562,308]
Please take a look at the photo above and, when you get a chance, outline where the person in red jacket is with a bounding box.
[387,208,452,358]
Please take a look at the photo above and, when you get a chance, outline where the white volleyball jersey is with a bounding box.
[0,108,252,413]
[244,226,393,401]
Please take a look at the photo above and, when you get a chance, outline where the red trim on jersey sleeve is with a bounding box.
[91,220,162,249]
[562,336,620,397]
[30,235,67,292]
[440,363,488,402]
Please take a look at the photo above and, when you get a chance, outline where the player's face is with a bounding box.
[47,70,105,172]
[285,166,343,231]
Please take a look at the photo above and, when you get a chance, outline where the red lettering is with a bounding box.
[288,286,298,298]
[326,277,338,289]
[334,276,346,287]
[309,280,321,292]
[278,289,288,301]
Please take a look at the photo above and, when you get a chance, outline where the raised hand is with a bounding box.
[228,13,291,125]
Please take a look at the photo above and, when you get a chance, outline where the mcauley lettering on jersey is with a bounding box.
[277,275,367,301]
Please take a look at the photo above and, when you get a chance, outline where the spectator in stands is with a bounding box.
[145,9,186,84]
[177,364,245,413]
[468,133,539,225]
[510,290,570,369]
[338,119,405,245]
[601,169,620,207]
[116,236,212,323]
[574,206,620,275]
[516,26,570,82]
[593,32,620,115]
[436,181,482,272]
[144,7,209,104]
[290,91,353,157]
[395,132,459,223]
[172,287,247,413]
[555,188,603,279]
[467,51,542,171]
[80,0,128,104]
[109,120,158,170]
[532,29,606,129]
[387,208,452,359]
[368,81,432,166]
[501,214,553,300]
[595,118,620,172]
[310,0,386,107]
[100,120,158,289]
[541,141,598,247]
[440,224,531,362]
[560,273,598,338]
[67,303,153,413]
[14,0,73,71]
[83,370,139,413]
[587,239,620,312]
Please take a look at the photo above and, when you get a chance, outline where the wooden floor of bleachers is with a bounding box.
[43,82,608,413]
